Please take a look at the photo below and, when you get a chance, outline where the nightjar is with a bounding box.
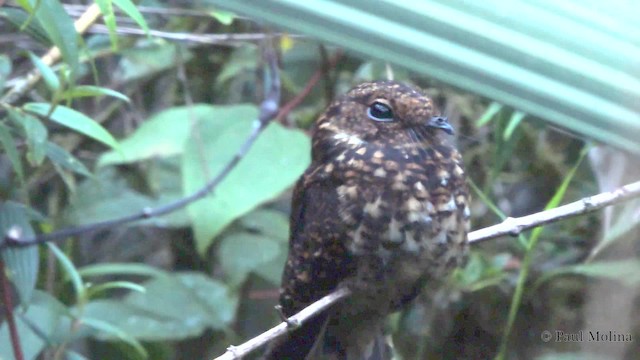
[264,81,470,360]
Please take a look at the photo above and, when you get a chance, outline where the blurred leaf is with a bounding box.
[48,243,85,305]
[210,10,235,25]
[208,0,640,155]
[476,102,503,126]
[0,55,11,91]
[61,85,130,102]
[112,0,150,34]
[83,272,238,340]
[218,233,282,285]
[28,52,60,92]
[79,263,167,279]
[27,0,79,76]
[591,199,640,257]
[0,7,50,46]
[0,291,72,360]
[503,111,526,140]
[99,105,224,166]
[240,209,289,241]
[46,142,91,177]
[182,105,310,254]
[81,317,148,359]
[95,0,118,49]
[7,108,48,166]
[145,158,191,227]
[86,281,146,299]
[537,260,640,288]
[0,123,25,183]
[0,201,39,307]
[115,41,190,83]
[24,103,120,150]
[215,45,258,86]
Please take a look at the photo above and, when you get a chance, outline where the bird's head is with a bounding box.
[313,81,454,162]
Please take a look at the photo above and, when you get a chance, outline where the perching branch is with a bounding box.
[0,39,281,249]
[213,179,640,359]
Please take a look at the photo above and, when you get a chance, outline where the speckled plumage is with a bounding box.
[264,81,470,360]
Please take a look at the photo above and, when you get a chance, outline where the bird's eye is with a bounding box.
[367,101,394,122]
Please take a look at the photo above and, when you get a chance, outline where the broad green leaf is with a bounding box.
[114,41,190,83]
[95,0,118,49]
[61,85,130,102]
[99,105,224,166]
[0,201,39,307]
[24,103,119,150]
[0,7,51,46]
[28,52,60,92]
[218,233,282,285]
[182,105,310,254]
[240,209,290,241]
[208,0,640,155]
[27,0,79,76]
[45,142,91,177]
[83,272,238,340]
[0,123,25,182]
[112,0,149,34]
[0,291,72,360]
[0,55,10,91]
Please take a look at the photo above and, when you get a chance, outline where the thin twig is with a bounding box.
[468,179,640,243]
[0,4,102,105]
[214,287,351,360]
[0,39,281,249]
[1,259,25,360]
[212,179,640,359]
[87,24,302,45]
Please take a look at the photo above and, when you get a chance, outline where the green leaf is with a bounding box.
[83,272,238,340]
[7,108,48,166]
[536,260,640,288]
[86,281,146,299]
[0,7,50,46]
[476,102,503,126]
[208,0,640,155]
[112,0,149,34]
[218,233,282,285]
[0,201,39,307]
[115,41,189,83]
[81,317,148,359]
[210,10,236,25]
[181,105,310,254]
[503,111,526,140]
[0,123,25,183]
[79,263,167,279]
[240,209,290,241]
[99,105,223,166]
[28,0,79,76]
[45,142,91,177]
[24,102,120,150]
[0,291,73,360]
[28,51,60,92]
[0,55,11,91]
[95,0,118,49]
[47,243,85,305]
[61,85,130,102]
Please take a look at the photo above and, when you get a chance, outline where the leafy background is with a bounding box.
[0,1,639,360]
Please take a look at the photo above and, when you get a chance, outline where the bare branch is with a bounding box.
[212,179,640,359]
[0,259,24,360]
[0,39,281,249]
[214,287,352,360]
[468,179,640,244]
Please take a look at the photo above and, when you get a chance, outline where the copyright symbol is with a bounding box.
[541,330,552,342]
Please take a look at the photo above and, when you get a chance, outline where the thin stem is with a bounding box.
[1,259,25,360]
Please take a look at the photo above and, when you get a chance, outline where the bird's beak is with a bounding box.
[427,116,454,135]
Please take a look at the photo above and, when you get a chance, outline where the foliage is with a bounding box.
[0,1,638,360]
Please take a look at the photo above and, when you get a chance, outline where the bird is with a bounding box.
[263,81,470,360]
